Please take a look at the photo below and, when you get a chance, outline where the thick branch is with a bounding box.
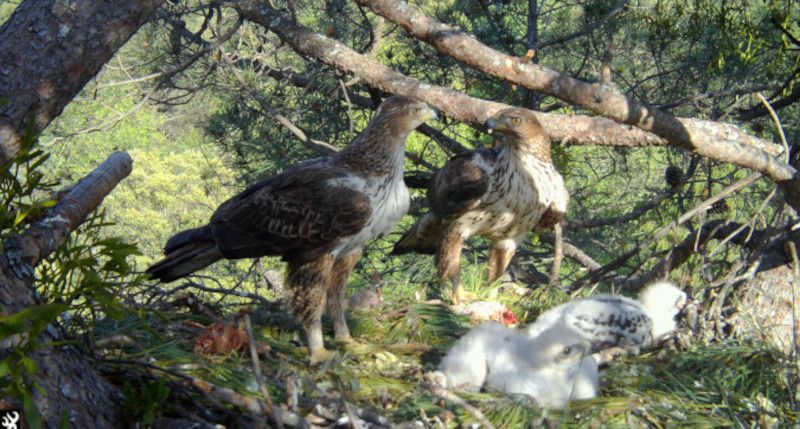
[5,151,133,277]
[357,0,793,181]
[227,0,794,194]
[0,151,134,427]
[0,0,165,169]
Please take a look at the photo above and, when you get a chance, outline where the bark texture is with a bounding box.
[229,0,796,195]
[1,149,133,426]
[0,0,165,169]
[356,0,794,181]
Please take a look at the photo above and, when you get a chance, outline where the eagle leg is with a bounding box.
[287,254,335,364]
[436,225,467,304]
[326,250,362,341]
[487,240,518,284]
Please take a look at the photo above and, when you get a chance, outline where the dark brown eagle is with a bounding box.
[147,96,437,363]
[393,108,568,303]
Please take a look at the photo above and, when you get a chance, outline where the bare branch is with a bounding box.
[5,151,133,278]
[420,380,498,429]
[226,0,794,197]
[569,172,763,291]
[537,0,628,49]
[355,0,793,180]
[565,187,680,229]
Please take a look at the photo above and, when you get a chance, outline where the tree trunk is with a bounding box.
[0,148,134,426]
[0,0,165,170]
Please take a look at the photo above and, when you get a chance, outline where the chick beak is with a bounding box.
[587,342,600,355]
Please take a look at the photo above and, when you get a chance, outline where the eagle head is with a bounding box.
[373,95,439,132]
[484,108,549,156]
[526,324,597,371]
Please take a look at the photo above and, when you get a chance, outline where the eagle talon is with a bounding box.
[145,96,437,363]
[309,348,337,365]
[452,285,477,305]
[334,337,360,350]
[392,108,569,316]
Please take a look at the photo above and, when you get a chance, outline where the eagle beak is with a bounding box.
[484,115,498,134]
[420,106,439,122]
[483,115,501,147]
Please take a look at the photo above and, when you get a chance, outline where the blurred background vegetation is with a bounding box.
[2,0,799,426]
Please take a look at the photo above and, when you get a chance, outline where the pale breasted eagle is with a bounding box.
[147,96,437,363]
[434,321,598,408]
[393,108,568,303]
[524,281,687,359]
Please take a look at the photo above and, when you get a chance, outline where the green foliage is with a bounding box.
[0,121,145,428]
[35,210,145,326]
[123,377,170,424]
[9,0,800,425]
[0,145,58,237]
[99,148,237,272]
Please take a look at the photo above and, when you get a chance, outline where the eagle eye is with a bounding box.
[561,346,572,357]
[511,117,521,125]
[412,108,421,116]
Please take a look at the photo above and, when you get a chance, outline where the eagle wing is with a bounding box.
[209,159,372,264]
[537,171,570,229]
[427,148,498,218]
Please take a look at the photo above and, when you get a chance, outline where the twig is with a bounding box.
[420,381,497,429]
[178,280,273,306]
[337,384,360,429]
[243,314,281,428]
[221,51,339,155]
[549,222,563,287]
[756,92,790,164]
[95,335,151,359]
[564,186,682,229]
[339,79,356,139]
[191,377,308,427]
[568,172,762,291]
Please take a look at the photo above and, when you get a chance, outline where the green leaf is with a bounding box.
[0,303,67,340]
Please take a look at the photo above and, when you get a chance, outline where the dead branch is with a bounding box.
[243,313,281,428]
[190,377,308,427]
[0,151,135,426]
[549,223,564,286]
[565,186,681,229]
[5,151,133,278]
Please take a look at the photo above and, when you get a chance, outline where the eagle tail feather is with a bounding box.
[147,226,223,282]
[392,214,443,255]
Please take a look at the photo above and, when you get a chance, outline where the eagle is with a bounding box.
[146,96,437,363]
[393,107,568,303]
[524,281,687,360]
[434,321,598,408]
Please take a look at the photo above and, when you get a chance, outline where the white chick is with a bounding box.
[435,322,599,408]
[524,281,687,356]
[486,324,599,408]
